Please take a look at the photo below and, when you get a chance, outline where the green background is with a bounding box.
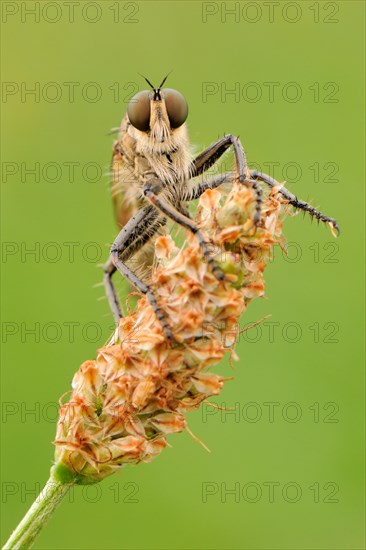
[1,1,364,548]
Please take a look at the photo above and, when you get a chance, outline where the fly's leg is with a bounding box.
[103,205,175,339]
[191,135,263,225]
[249,170,340,235]
[185,172,235,200]
[143,185,226,281]
[248,179,263,225]
[103,205,159,324]
[192,135,247,178]
[103,260,122,322]
[109,253,174,341]
[186,170,339,235]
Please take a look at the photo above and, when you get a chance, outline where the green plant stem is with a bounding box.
[3,476,74,550]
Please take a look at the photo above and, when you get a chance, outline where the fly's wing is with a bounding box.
[110,115,156,282]
[110,115,140,229]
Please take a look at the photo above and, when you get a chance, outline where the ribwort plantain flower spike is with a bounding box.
[53,182,288,484]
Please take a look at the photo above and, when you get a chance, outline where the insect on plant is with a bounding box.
[103,74,339,340]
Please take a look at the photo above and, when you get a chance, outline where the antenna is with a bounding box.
[137,73,156,91]
[158,69,173,90]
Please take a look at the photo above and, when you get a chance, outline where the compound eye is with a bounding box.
[127,90,151,132]
[162,88,188,128]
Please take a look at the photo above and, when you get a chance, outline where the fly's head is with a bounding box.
[127,74,189,154]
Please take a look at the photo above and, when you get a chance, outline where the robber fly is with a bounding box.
[103,74,339,340]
